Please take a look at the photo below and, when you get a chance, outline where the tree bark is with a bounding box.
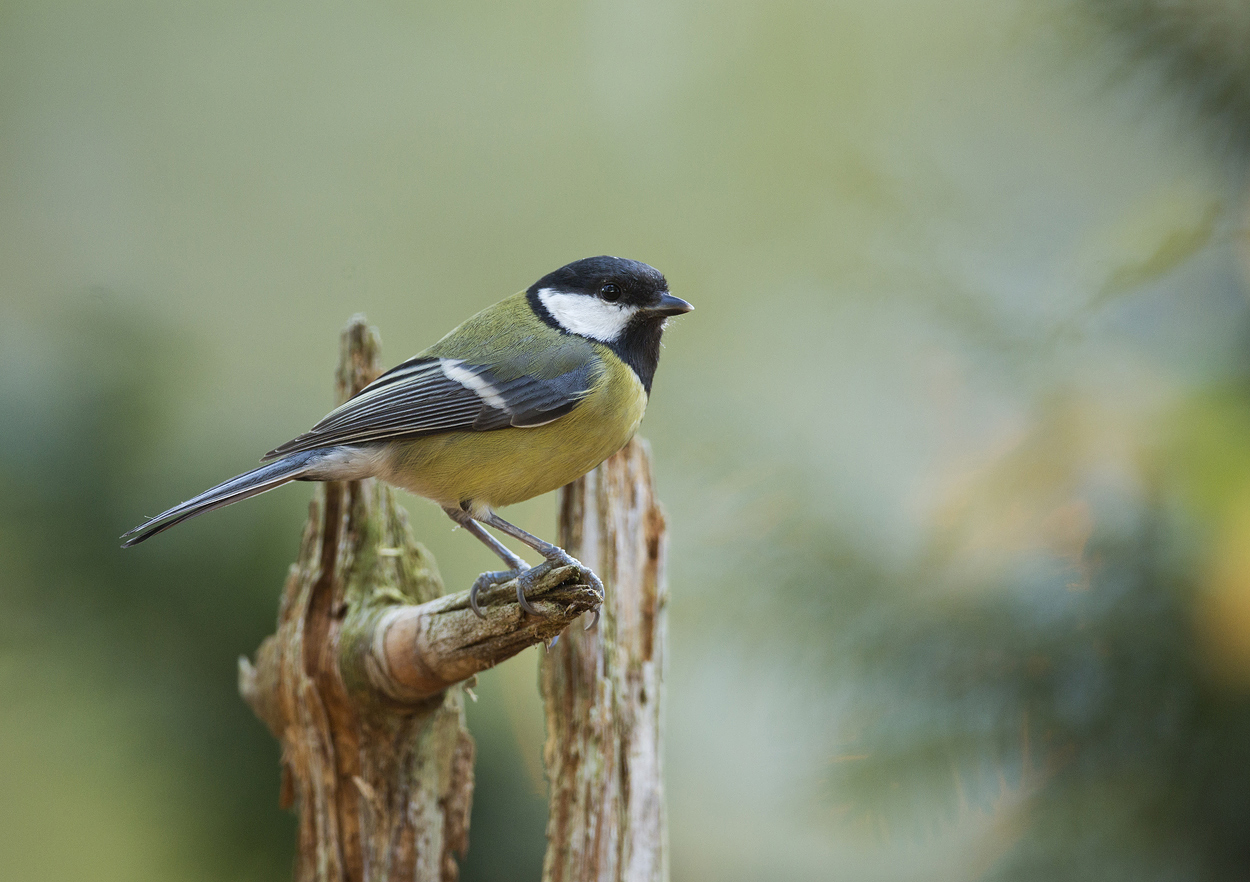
[541,438,670,882]
[238,317,600,882]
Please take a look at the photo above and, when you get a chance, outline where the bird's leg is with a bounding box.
[479,511,604,628]
[477,511,563,558]
[447,509,530,569]
[443,506,534,618]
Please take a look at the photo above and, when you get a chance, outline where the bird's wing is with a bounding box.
[263,354,600,460]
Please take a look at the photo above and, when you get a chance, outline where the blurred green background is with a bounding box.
[4,0,1250,879]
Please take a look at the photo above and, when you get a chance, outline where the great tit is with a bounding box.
[123,256,692,618]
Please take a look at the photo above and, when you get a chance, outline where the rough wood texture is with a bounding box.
[370,568,601,703]
[237,316,600,881]
[541,438,670,882]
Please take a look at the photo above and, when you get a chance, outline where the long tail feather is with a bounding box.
[121,451,318,547]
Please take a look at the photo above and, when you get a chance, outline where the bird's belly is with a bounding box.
[381,370,646,511]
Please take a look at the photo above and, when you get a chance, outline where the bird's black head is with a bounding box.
[529,256,670,309]
[526,256,692,394]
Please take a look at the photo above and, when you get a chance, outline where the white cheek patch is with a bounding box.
[537,288,638,342]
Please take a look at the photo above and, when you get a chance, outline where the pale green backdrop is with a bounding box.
[3,1,1250,880]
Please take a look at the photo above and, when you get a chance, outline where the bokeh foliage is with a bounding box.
[4,1,1250,880]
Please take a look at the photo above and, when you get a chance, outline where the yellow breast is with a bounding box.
[379,349,647,512]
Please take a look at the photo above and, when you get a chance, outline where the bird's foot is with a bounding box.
[536,548,604,630]
[467,552,604,627]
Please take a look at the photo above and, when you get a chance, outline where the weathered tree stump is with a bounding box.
[542,439,670,882]
[237,317,601,881]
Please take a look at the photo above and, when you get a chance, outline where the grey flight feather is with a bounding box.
[264,356,599,461]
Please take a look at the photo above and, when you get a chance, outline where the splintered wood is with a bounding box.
[238,319,475,882]
[237,317,669,882]
[542,439,670,882]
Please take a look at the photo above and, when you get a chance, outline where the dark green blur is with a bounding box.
[4,1,1250,880]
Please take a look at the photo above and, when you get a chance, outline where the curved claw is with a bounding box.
[583,607,600,631]
[515,576,543,616]
[578,565,605,600]
[469,568,526,619]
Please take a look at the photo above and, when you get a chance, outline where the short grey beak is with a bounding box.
[651,292,693,316]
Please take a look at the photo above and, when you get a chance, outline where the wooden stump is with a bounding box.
[238,317,601,881]
[542,438,670,882]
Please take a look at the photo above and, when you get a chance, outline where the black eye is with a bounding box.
[600,284,621,302]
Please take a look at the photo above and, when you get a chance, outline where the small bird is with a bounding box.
[123,256,691,618]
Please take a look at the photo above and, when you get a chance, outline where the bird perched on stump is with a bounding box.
[123,256,692,620]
